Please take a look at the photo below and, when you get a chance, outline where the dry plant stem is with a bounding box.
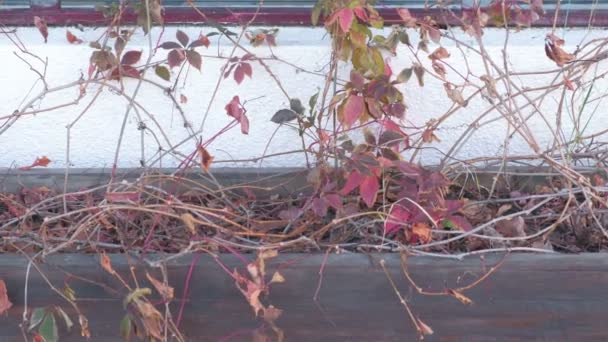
[400,251,507,296]
[379,259,425,340]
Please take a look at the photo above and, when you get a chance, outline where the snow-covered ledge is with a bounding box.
[0,26,606,168]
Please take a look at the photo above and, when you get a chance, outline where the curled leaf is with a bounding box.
[146,272,174,301]
[66,30,83,44]
[34,16,48,43]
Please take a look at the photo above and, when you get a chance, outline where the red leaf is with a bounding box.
[324,194,343,210]
[186,50,202,70]
[168,49,185,68]
[34,16,48,43]
[120,65,141,79]
[312,198,329,217]
[66,30,83,44]
[159,41,182,50]
[385,205,411,234]
[396,8,417,27]
[225,96,249,134]
[180,94,188,104]
[19,156,51,171]
[241,62,252,77]
[189,35,210,48]
[265,34,277,46]
[343,94,365,127]
[121,50,142,65]
[0,279,12,315]
[353,7,368,22]
[225,96,244,120]
[176,29,189,47]
[337,8,354,32]
[564,76,574,90]
[384,59,393,77]
[240,113,250,135]
[234,64,245,84]
[340,170,364,195]
[360,175,379,208]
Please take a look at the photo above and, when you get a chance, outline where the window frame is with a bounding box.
[0,1,605,27]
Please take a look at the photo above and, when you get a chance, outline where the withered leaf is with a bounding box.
[146,272,174,301]
[0,280,12,315]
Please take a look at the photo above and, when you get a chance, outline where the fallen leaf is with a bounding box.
[146,273,174,301]
[0,280,12,315]
[495,216,526,238]
[181,213,196,235]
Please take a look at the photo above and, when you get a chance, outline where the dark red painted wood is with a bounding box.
[0,7,606,27]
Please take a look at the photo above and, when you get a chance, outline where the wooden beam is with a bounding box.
[1,253,607,340]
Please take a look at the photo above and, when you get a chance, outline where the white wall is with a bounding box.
[0,26,606,169]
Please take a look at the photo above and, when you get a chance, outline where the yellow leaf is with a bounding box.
[270,271,286,284]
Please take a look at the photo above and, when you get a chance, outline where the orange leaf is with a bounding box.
[428,47,450,60]
[0,279,12,315]
[411,222,432,244]
[19,156,51,171]
[66,30,83,44]
[100,252,115,275]
[197,145,214,172]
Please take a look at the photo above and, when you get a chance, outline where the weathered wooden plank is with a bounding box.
[1,253,607,341]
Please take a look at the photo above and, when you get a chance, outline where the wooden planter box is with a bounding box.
[1,253,607,340]
[1,168,606,340]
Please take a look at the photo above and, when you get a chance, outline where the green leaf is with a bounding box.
[38,312,58,342]
[123,288,152,309]
[29,307,47,331]
[56,307,73,332]
[155,65,170,81]
[398,31,411,46]
[290,98,305,115]
[62,285,76,302]
[413,64,425,87]
[308,90,320,115]
[397,68,413,83]
[120,314,133,342]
